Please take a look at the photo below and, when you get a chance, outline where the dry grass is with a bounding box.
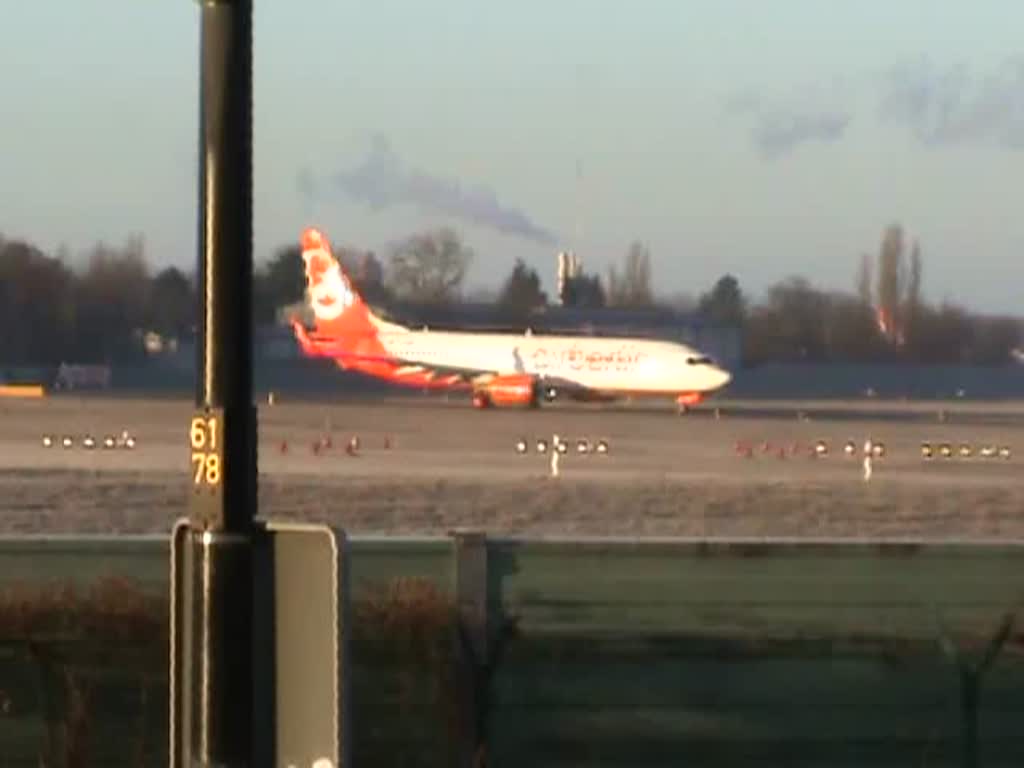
[1,468,1023,540]
[0,577,166,767]
[0,576,165,648]
[0,575,481,766]
[0,574,522,767]
[351,577,520,767]
[351,577,463,766]
[2,570,1021,766]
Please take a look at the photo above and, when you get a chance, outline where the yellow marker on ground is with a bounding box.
[0,384,45,398]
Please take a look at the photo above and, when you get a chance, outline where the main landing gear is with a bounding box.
[675,393,701,416]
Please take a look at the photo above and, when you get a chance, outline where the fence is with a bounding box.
[1,533,1023,766]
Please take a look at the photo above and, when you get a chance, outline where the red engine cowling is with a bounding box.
[476,374,537,407]
[676,392,704,406]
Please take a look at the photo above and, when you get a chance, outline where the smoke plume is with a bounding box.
[724,86,853,157]
[877,57,1024,149]
[726,56,1024,156]
[299,135,559,246]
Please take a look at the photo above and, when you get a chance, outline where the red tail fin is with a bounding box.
[298,227,376,340]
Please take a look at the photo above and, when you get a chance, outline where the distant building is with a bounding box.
[556,251,582,305]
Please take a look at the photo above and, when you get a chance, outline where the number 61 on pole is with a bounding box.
[189,409,224,491]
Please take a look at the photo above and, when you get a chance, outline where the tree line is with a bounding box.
[0,223,1019,367]
[729,224,1021,366]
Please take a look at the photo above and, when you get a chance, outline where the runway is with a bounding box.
[1,393,1020,481]
[0,393,1021,538]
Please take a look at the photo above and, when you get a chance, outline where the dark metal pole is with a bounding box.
[196,0,253,430]
[183,0,258,765]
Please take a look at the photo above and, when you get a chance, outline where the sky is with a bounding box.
[2,1,1023,313]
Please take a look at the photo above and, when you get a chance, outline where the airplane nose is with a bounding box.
[712,366,732,388]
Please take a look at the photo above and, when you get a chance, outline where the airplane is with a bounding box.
[289,227,732,413]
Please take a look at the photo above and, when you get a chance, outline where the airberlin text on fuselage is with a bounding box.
[528,344,646,373]
[384,334,648,374]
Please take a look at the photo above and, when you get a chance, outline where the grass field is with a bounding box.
[1,536,1023,766]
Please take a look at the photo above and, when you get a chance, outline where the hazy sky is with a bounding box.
[2,1,1023,313]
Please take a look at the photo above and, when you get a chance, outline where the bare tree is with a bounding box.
[765,276,830,361]
[497,259,547,321]
[254,244,305,324]
[904,239,923,332]
[856,252,873,307]
[1,221,1011,370]
[823,292,887,362]
[606,264,621,306]
[386,227,473,305]
[0,237,77,364]
[338,248,389,306]
[698,275,746,327]
[607,241,653,307]
[74,237,151,361]
[148,267,194,338]
[562,272,606,308]
[876,223,904,342]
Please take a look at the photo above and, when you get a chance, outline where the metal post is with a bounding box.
[180,0,258,765]
[453,531,489,768]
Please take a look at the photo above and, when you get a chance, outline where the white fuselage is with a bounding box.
[374,320,732,395]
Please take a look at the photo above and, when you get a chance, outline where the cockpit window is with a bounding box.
[686,356,715,365]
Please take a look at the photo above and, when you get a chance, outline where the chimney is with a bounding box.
[557,251,567,305]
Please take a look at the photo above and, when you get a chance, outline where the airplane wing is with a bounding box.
[363,350,498,385]
[291,319,504,384]
[530,374,614,402]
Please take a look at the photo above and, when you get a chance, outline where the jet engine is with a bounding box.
[675,391,704,414]
[472,374,539,408]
